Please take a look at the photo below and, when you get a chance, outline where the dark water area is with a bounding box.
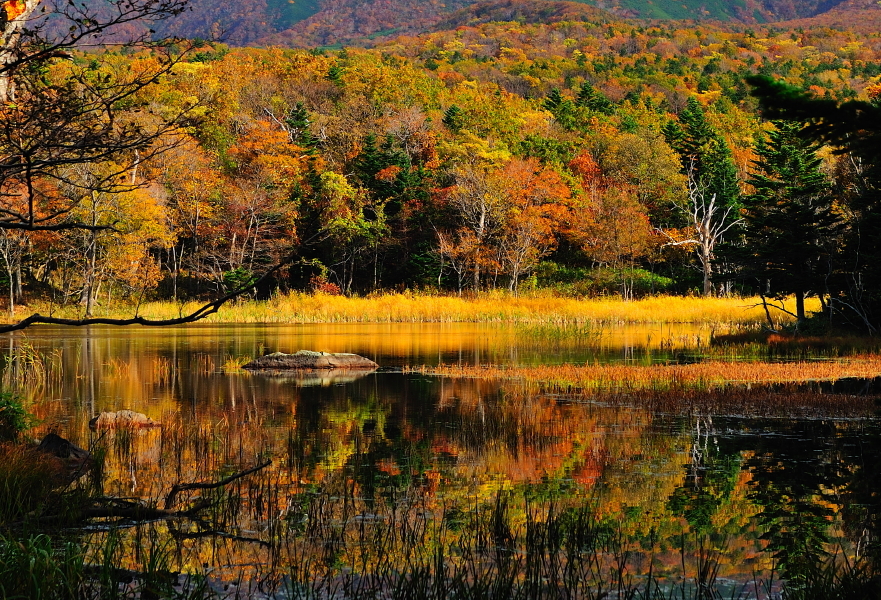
[2,323,880,597]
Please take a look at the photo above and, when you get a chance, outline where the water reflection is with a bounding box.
[7,321,713,371]
[1,323,879,594]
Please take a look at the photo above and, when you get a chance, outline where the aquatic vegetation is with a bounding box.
[1,341,63,394]
[412,355,881,393]
[0,444,58,523]
[221,355,251,372]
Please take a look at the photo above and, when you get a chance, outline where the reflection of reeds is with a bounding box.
[149,356,173,384]
[103,357,133,378]
[193,353,215,375]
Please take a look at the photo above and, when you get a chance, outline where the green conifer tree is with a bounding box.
[542,88,576,130]
[575,82,615,115]
[284,102,318,153]
[442,105,465,133]
[726,121,842,322]
[748,74,881,331]
[664,97,740,211]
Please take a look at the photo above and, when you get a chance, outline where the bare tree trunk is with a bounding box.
[0,0,42,102]
[3,251,13,317]
[795,290,805,322]
[14,263,22,301]
[702,248,713,296]
[81,232,98,317]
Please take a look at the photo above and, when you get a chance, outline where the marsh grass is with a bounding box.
[0,443,59,523]
[0,529,216,600]
[711,330,881,360]
[26,292,815,325]
[1,341,63,395]
[221,355,251,372]
[411,356,881,396]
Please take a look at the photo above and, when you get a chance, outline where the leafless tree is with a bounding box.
[0,0,290,331]
[661,161,742,296]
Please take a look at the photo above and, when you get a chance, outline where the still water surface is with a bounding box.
[4,323,879,596]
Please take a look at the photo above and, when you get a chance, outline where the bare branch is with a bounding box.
[164,459,273,509]
[0,261,286,333]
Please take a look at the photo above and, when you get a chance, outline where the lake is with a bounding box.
[4,323,879,598]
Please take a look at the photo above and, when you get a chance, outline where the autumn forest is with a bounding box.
[3,0,881,597]
[0,0,879,332]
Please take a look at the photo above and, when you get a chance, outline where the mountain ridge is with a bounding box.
[154,0,873,48]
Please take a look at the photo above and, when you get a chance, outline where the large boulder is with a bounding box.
[242,350,378,371]
[89,410,161,429]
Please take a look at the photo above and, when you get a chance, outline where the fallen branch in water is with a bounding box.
[164,459,273,509]
[11,457,272,528]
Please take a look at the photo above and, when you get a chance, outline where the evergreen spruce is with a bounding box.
[542,88,576,130]
[727,121,841,321]
[575,82,615,115]
[284,102,318,152]
[664,97,740,210]
[749,74,881,330]
[442,105,465,133]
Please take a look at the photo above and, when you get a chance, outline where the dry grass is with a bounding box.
[409,356,881,393]
[26,292,817,325]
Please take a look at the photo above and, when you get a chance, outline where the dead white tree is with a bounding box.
[661,163,742,296]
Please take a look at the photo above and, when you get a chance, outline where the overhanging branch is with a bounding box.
[0,261,287,333]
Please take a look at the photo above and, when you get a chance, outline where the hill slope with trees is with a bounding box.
[148,0,869,46]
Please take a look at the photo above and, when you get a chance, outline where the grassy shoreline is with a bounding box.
[18,292,814,325]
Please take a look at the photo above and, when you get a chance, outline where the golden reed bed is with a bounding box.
[410,356,881,392]
[24,292,814,325]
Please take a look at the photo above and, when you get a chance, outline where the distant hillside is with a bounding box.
[153,0,861,46]
[436,0,615,29]
[596,0,849,21]
[771,0,881,31]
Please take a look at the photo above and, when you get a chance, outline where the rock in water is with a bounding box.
[242,350,378,370]
[89,410,161,429]
[36,433,93,485]
[37,433,91,461]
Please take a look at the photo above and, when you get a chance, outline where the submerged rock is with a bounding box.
[89,410,161,429]
[242,350,378,371]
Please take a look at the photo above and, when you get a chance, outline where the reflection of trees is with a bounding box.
[742,420,881,586]
[9,330,881,590]
[839,422,881,571]
[667,413,741,533]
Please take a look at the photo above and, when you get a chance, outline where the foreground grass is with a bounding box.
[23,292,815,325]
